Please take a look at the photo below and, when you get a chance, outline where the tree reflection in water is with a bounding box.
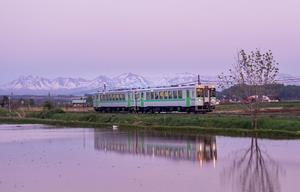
[222,136,284,192]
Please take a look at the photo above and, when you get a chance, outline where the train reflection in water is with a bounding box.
[94,130,217,165]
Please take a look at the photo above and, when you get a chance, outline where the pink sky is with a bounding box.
[0,0,299,82]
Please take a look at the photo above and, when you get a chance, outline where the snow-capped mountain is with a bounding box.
[0,73,156,95]
[148,72,218,86]
[112,73,153,88]
[51,77,89,89]
[0,72,220,95]
[1,72,297,95]
[2,75,53,90]
[165,72,198,85]
[87,75,113,89]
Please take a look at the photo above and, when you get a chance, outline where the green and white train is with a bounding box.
[93,84,216,113]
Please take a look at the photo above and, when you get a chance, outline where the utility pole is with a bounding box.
[8,96,11,113]
[8,92,13,113]
[103,83,107,92]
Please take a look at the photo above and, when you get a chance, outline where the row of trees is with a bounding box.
[0,96,94,109]
[219,84,300,101]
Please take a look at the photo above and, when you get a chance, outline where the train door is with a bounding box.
[204,86,210,103]
[196,87,204,102]
[204,86,211,110]
[140,92,144,108]
[127,92,132,107]
[186,90,191,107]
[209,87,216,108]
[134,91,139,111]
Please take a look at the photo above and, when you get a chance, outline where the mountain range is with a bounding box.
[0,73,209,95]
[0,72,298,95]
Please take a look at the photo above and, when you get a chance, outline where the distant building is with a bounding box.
[246,95,280,103]
[72,99,87,107]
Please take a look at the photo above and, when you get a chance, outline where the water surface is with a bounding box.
[0,124,299,192]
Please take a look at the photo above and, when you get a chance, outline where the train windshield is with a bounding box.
[210,88,216,97]
[196,88,204,97]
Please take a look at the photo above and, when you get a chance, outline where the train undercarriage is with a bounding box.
[94,104,214,114]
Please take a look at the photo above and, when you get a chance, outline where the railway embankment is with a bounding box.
[0,106,300,139]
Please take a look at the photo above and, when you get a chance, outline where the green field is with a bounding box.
[215,101,300,111]
[1,104,300,139]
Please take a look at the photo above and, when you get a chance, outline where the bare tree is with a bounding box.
[218,49,279,129]
[221,136,284,192]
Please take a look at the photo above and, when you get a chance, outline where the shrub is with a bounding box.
[43,101,54,110]
[38,108,65,119]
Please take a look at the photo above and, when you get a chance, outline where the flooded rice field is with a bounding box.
[0,124,299,192]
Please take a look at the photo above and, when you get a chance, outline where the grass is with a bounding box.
[1,104,300,139]
[26,111,300,130]
[0,116,299,139]
[215,101,300,111]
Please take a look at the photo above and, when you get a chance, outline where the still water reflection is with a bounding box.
[0,124,299,192]
[222,136,283,192]
[94,131,217,164]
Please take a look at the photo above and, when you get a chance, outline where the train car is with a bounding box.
[93,84,216,113]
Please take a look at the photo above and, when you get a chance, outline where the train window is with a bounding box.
[151,92,154,100]
[141,92,144,99]
[146,92,150,100]
[155,92,159,100]
[196,88,204,97]
[168,91,172,99]
[173,90,177,99]
[159,91,164,99]
[178,90,183,99]
[164,91,168,99]
[186,90,190,98]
